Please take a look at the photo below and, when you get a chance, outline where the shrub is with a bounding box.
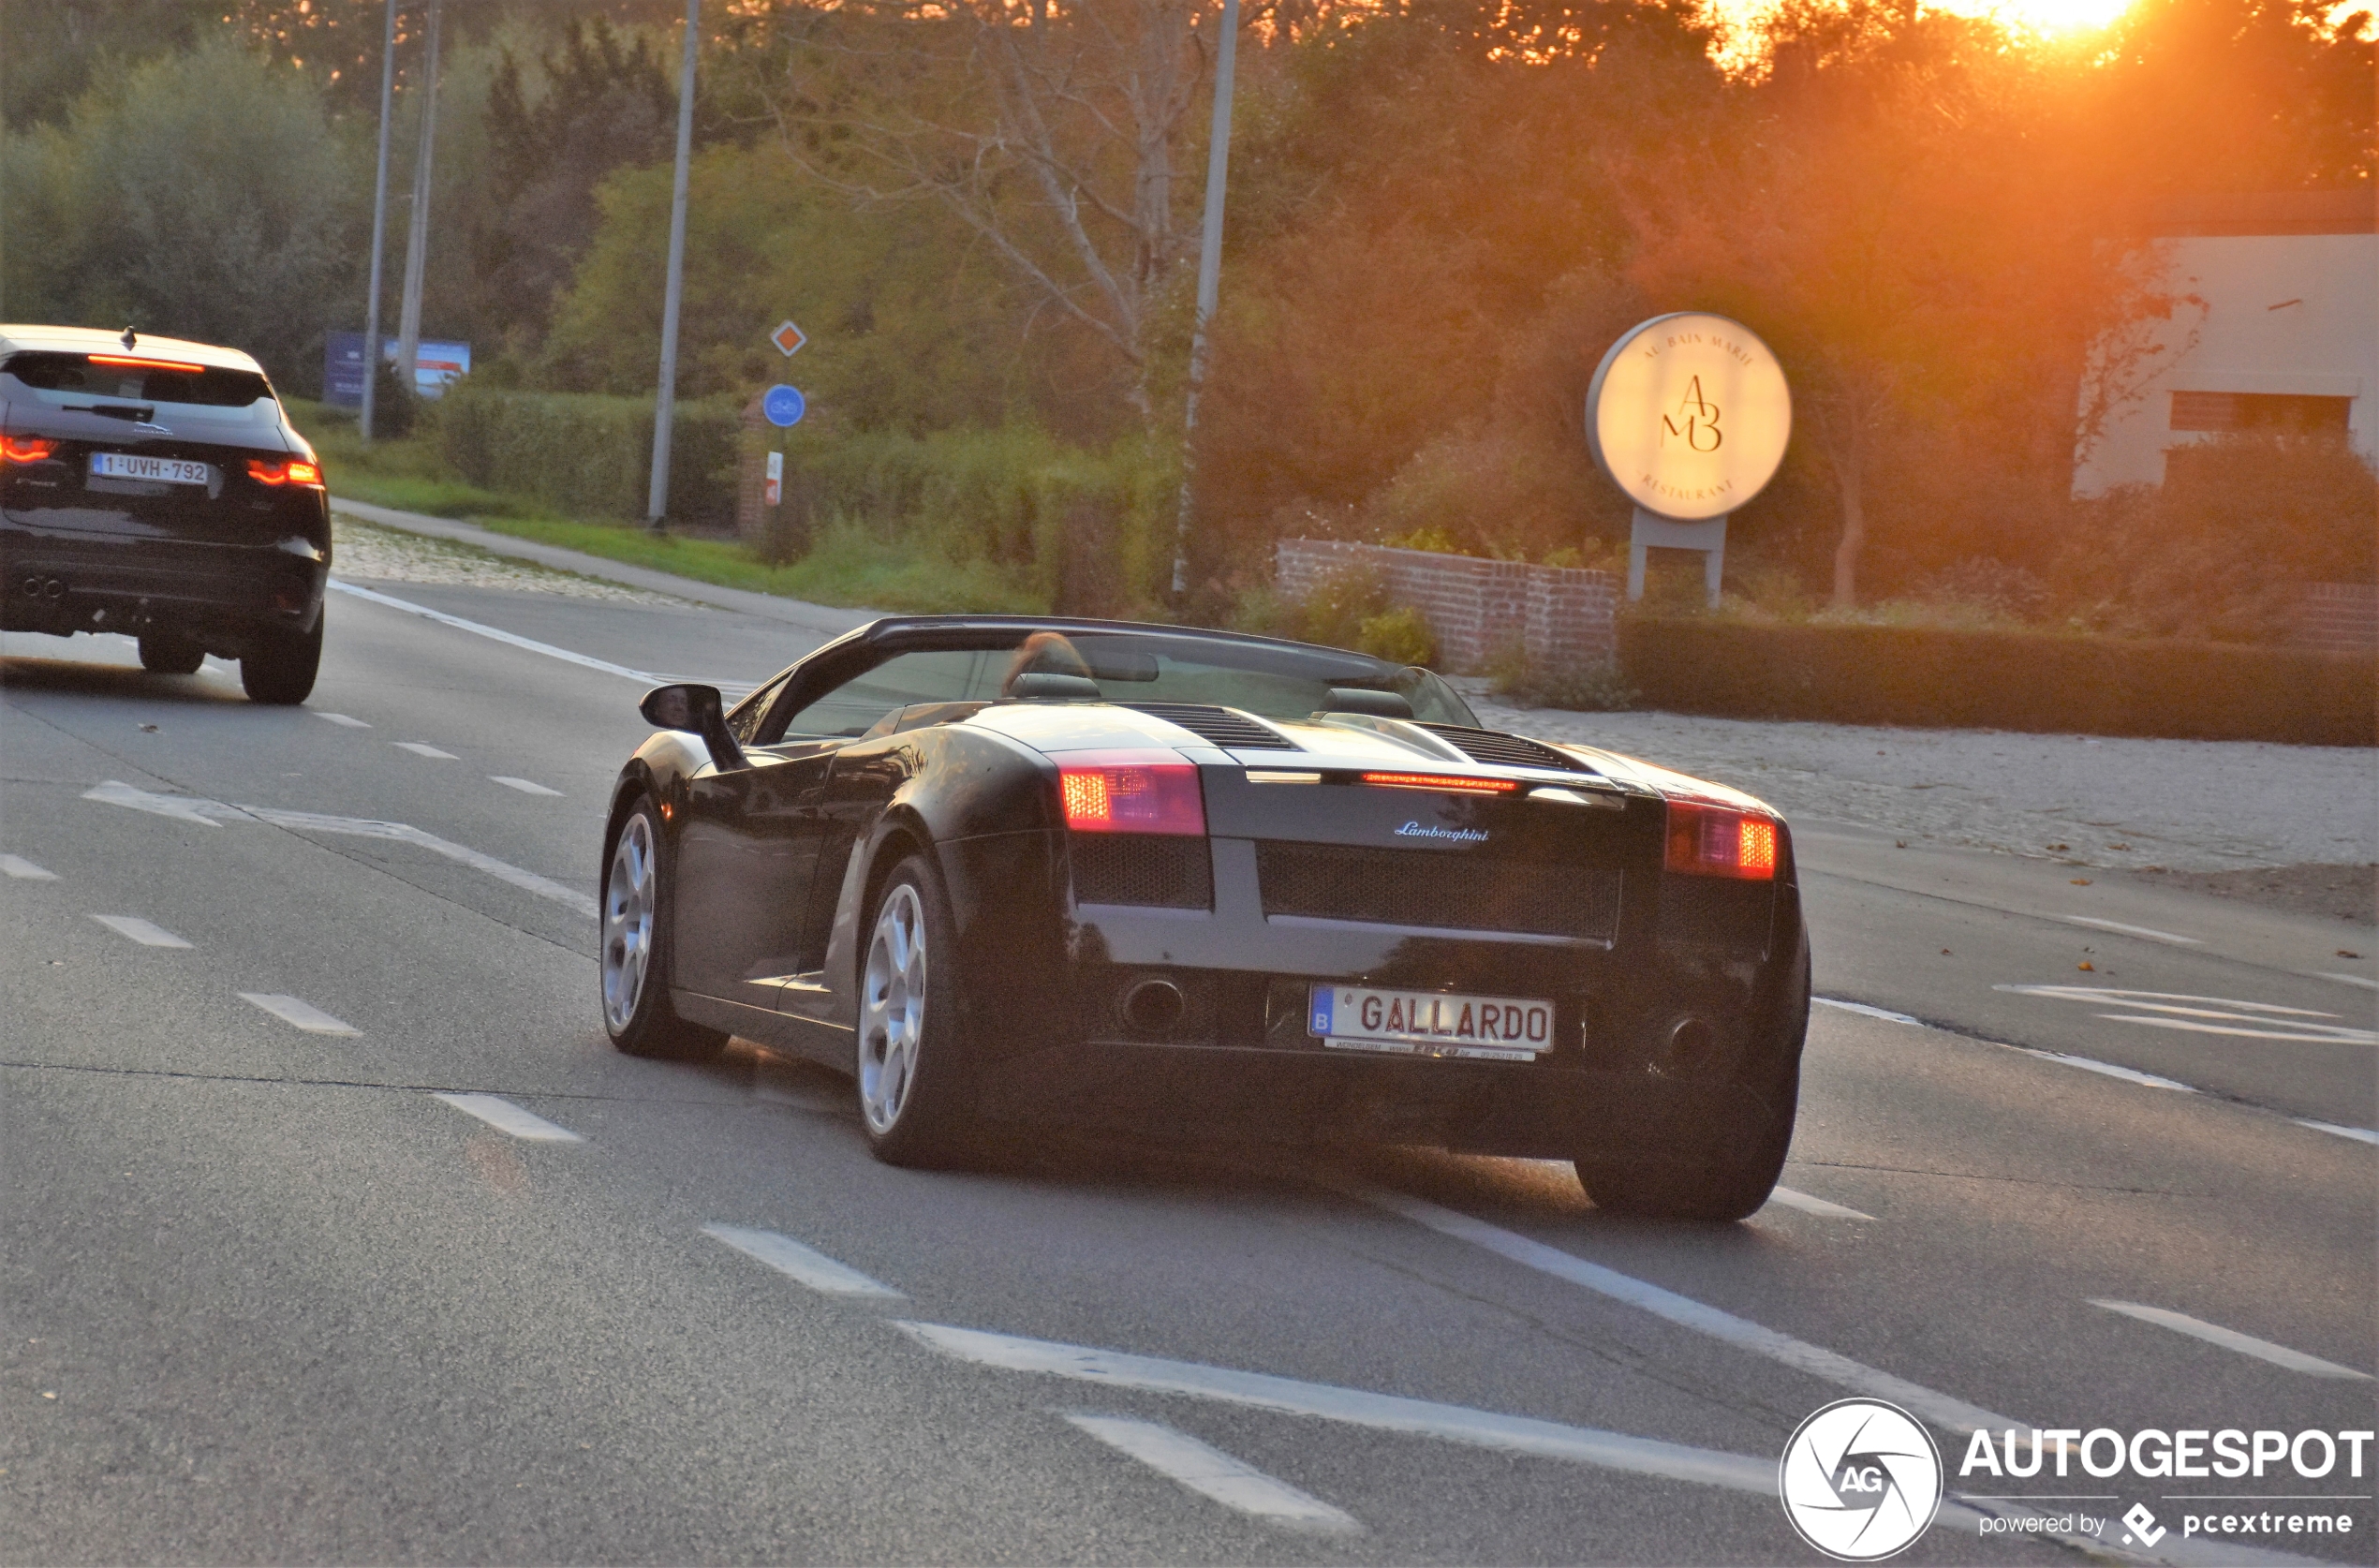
[1354,604,1438,666]
[436,386,740,525]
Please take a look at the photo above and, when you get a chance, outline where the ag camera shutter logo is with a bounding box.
[1780,1398,1945,1561]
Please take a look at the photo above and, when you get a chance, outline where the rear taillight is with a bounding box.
[247,458,322,487]
[1,436,57,464]
[1664,800,1778,880]
[1054,751,1206,836]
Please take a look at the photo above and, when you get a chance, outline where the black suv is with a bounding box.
[1,325,329,703]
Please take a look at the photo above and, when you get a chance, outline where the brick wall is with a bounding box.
[2294,582,2378,655]
[1275,538,1618,673]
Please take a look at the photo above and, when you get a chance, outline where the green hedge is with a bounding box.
[767,424,1175,614]
[436,387,740,525]
[1617,618,2375,747]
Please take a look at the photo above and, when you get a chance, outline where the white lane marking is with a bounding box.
[327,580,756,696]
[899,1324,2289,1564]
[2090,1300,2372,1381]
[85,780,596,919]
[1062,1413,1361,1534]
[1343,1183,2018,1434]
[1811,996,1922,1025]
[2311,971,2379,992]
[89,914,191,949]
[238,992,359,1035]
[392,741,458,760]
[702,1223,906,1299]
[489,776,563,796]
[897,1320,1775,1491]
[2061,914,2201,945]
[1766,1186,1876,1220]
[2293,1118,2379,1146]
[1999,984,2375,1045]
[1,854,58,880]
[316,712,372,728]
[433,1092,583,1143]
[2093,1013,2379,1044]
[2009,1047,2197,1091]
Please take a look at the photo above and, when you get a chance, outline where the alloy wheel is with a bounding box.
[860,882,928,1133]
[601,814,656,1031]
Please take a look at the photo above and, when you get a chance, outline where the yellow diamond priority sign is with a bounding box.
[771,320,806,357]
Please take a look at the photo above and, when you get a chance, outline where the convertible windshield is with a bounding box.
[772,628,1478,739]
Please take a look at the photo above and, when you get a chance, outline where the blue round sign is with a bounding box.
[762,384,806,428]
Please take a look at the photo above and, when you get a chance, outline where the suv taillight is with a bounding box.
[1664,800,1778,880]
[247,458,322,487]
[2,436,57,464]
[1054,751,1206,836]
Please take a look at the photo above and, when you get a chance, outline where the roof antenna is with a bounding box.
[121,326,138,350]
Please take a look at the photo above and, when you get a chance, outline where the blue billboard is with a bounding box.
[324,333,472,407]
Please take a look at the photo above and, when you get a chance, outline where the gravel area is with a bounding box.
[331,515,688,605]
[1469,694,2379,875]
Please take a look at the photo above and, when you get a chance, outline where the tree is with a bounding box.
[747,0,1232,422]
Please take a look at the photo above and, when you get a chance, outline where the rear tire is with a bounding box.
[137,632,204,674]
[599,798,728,1062]
[240,612,322,704]
[856,853,974,1168]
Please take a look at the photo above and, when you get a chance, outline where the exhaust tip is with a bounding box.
[1663,1015,1720,1070]
[1120,978,1187,1039]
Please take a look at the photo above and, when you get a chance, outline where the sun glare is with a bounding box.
[1709,0,2137,67]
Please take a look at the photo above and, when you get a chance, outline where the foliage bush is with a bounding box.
[436,386,742,526]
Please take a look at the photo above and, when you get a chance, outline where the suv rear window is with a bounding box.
[2,351,273,408]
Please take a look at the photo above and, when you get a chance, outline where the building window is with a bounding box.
[2169,391,2353,434]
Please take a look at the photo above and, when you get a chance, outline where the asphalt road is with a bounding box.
[3,577,2372,1566]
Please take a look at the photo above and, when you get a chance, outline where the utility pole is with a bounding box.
[360,0,399,444]
[646,0,701,530]
[1170,0,1242,601]
[393,0,443,410]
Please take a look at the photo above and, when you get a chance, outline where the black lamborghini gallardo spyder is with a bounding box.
[601,615,1810,1220]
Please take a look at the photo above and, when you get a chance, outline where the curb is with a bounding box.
[329,496,880,640]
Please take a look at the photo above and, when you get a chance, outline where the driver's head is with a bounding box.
[1000,630,1093,693]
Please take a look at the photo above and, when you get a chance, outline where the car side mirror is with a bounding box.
[640,683,746,770]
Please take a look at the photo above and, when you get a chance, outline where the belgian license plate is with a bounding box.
[1308,984,1553,1062]
[90,451,211,486]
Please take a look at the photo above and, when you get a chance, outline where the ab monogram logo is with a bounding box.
[1662,376,1723,452]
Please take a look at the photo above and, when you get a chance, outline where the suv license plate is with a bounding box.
[1308,984,1552,1062]
[90,452,211,486]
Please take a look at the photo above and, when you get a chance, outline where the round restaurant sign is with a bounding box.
[1585,312,1791,522]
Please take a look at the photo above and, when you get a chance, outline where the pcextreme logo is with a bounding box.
[1779,1398,1946,1561]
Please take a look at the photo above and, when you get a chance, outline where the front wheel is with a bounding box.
[599,799,727,1062]
[138,632,204,674]
[241,612,322,704]
[857,853,973,1167]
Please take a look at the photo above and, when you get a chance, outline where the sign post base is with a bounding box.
[1627,508,1728,608]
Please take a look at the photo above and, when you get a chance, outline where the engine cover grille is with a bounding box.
[1415,723,1588,773]
[1124,703,1297,750]
[1071,834,1214,909]
[1256,841,1619,942]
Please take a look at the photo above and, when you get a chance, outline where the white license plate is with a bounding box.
[1308,984,1554,1062]
[90,452,211,486]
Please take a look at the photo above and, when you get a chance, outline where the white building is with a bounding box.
[2073,189,2377,496]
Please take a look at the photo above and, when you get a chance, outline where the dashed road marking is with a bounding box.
[1996,985,2376,1046]
[316,712,372,729]
[85,780,596,918]
[702,1223,905,1299]
[89,914,191,949]
[2311,972,2379,992]
[1,854,57,880]
[392,742,458,760]
[490,776,563,796]
[1766,1186,1875,1220]
[1812,997,1922,1025]
[1062,1413,1360,1533]
[2090,1300,2372,1380]
[1343,1182,2018,1434]
[2061,915,2201,945]
[433,1092,583,1143]
[2293,1118,2379,1146]
[2008,1047,2195,1091]
[237,992,359,1035]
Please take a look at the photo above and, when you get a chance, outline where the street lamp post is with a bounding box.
[646,0,701,530]
[1170,0,1242,601]
[360,0,399,444]
[392,0,443,410]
